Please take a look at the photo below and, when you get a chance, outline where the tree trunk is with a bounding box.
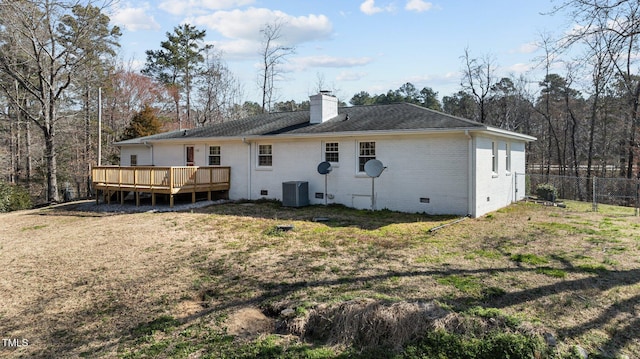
[44,127,59,203]
[25,120,31,184]
[16,105,23,183]
[9,108,16,184]
[625,84,640,178]
[84,86,91,197]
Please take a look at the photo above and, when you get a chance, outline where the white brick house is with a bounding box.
[115,93,535,217]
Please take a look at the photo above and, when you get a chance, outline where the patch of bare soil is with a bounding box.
[225,307,275,339]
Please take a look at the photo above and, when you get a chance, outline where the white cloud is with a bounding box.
[336,71,368,81]
[506,63,533,74]
[158,0,255,16]
[192,8,332,43]
[515,42,539,54]
[359,0,395,15]
[284,55,373,72]
[211,39,257,59]
[191,7,333,58]
[111,4,160,31]
[360,0,383,15]
[400,72,460,89]
[405,0,433,12]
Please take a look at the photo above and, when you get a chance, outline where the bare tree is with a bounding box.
[461,47,497,123]
[258,19,295,113]
[0,1,119,202]
[102,62,173,163]
[195,49,244,125]
[557,0,640,177]
[581,30,615,179]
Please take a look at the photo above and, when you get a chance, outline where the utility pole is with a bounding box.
[98,87,102,166]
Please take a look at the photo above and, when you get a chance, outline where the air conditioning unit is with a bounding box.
[282,181,309,207]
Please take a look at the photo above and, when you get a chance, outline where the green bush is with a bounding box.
[536,183,558,202]
[0,181,32,212]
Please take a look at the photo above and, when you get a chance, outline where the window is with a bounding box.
[325,142,339,163]
[208,146,221,166]
[258,144,272,166]
[358,141,376,172]
[130,154,137,166]
[505,143,511,173]
[491,141,498,173]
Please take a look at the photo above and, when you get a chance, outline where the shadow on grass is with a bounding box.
[31,199,457,230]
[192,200,458,230]
[8,201,638,357]
[5,258,638,357]
[176,263,640,357]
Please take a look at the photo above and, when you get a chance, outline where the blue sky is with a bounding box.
[109,0,572,104]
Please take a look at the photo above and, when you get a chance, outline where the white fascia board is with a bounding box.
[118,126,536,145]
[133,127,487,144]
[474,127,537,142]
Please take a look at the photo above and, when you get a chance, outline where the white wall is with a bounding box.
[146,141,250,199]
[120,145,152,166]
[245,134,470,215]
[473,136,527,217]
[119,132,528,217]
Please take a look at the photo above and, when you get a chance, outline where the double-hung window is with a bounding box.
[505,143,511,173]
[325,142,339,163]
[358,141,376,172]
[208,146,221,166]
[491,141,498,174]
[258,144,272,167]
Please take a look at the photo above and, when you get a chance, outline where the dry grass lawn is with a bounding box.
[0,199,639,358]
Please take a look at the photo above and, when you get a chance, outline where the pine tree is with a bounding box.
[121,105,162,140]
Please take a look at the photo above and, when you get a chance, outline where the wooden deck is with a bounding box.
[91,166,231,207]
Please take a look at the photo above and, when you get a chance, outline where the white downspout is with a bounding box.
[465,130,474,217]
[242,137,251,200]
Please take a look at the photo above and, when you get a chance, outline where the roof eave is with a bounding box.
[474,127,537,142]
[116,127,491,145]
[114,126,536,145]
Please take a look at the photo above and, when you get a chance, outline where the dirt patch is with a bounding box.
[225,307,275,339]
[174,300,207,319]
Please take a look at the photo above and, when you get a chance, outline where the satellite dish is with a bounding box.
[317,161,333,206]
[364,159,385,178]
[317,161,332,175]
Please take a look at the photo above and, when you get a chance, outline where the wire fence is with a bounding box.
[518,173,640,214]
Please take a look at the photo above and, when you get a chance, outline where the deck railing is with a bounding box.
[91,166,231,206]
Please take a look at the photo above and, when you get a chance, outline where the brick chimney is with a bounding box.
[309,91,338,124]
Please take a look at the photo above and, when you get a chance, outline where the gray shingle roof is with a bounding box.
[116,103,491,145]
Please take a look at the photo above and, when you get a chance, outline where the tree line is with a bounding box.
[0,0,639,206]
